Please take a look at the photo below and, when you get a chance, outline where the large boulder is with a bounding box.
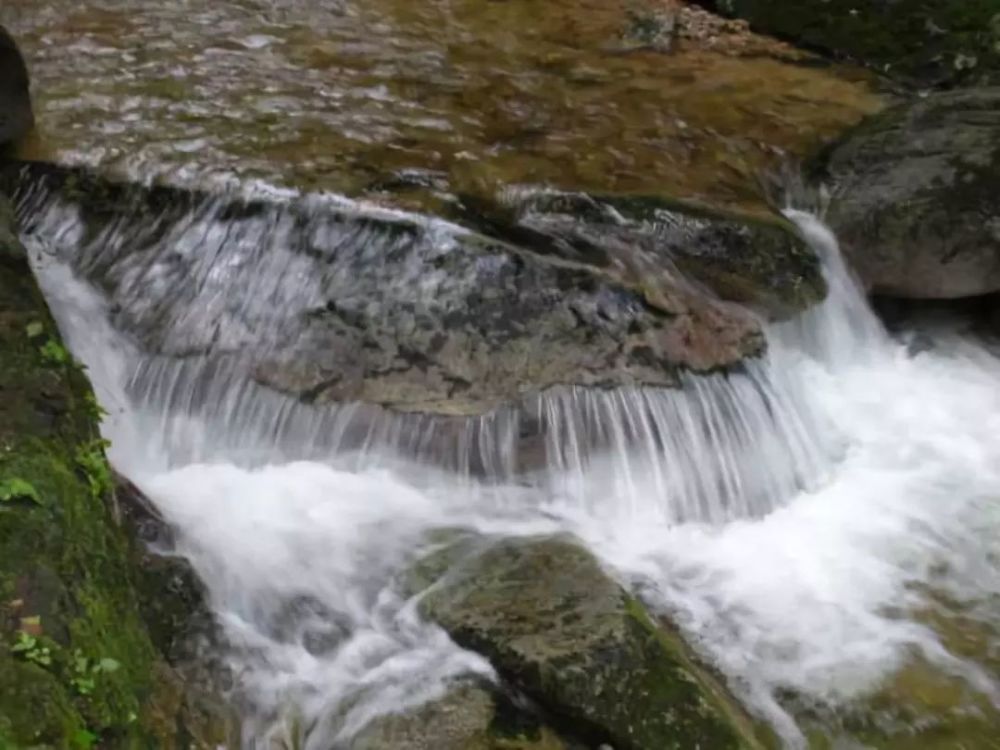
[0,25,33,151]
[406,534,766,750]
[813,87,1000,299]
[6,162,768,416]
[695,0,1000,87]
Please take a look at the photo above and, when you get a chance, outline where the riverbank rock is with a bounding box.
[0,26,34,152]
[694,0,1000,87]
[351,680,573,750]
[813,87,1000,299]
[458,189,826,320]
[406,534,765,750]
[0,192,230,747]
[6,162,767,416]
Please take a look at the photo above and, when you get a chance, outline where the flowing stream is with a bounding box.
[4,0,999,746]
[16,190,1000,748]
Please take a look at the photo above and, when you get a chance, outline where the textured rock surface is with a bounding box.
[695,0,1000,87]
[3,0,882,217]
[351,680,572,750]
[6,162,767,416]
[459,190,826,320]
[0,192,230,747]
[0,26,33,151]
[814,87,1000,299]
[408,534,765,750]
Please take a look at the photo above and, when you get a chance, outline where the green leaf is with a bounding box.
[39,339,71,366]
[10,633,35,653]
[25,321,44,338]
[97,657,121,673]
[0,478,41,505]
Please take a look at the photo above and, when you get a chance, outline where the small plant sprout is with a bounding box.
[40,338,73,366]
[11,632,52,667]
[70,650,121,696]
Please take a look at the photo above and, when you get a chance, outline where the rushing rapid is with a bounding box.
[21,191,1000,748]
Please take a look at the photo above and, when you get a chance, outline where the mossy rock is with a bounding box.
[457,189,826,321]
[811,87,1000,299]
[698,0,1000,87]
[0,192,228,748]
[408,534,768,750]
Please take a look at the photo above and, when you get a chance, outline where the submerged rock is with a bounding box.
[814,87,1000,299]
[695,0,1000,87]
[406,534,765,750]
[6,162,767,416]
[0,193,230,747]
[0,26,34,152]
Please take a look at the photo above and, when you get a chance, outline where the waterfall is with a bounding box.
[19,185,1000,748]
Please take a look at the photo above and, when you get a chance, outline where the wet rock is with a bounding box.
[407,534,765,750]
[13,0,884,219]
[616,6,678,53]
[872,292,1000,344]
[350,680,573,750]
[459,189,826,320]
[0,190,230,748]
[0,25,34,151]
[7,162,766,417]
[695,0,1000,87]
[813,87,1000,299]
[115,476,223,672]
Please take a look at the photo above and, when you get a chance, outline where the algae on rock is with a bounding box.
[408,534,768,750]
[0,193,228,748]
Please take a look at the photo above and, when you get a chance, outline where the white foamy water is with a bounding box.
[27,209,1000,748]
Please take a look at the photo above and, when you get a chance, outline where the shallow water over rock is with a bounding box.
[2,0,881,213]
[3,3,998,749]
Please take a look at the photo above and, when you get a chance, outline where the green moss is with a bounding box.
[412,535,765,750]
[623,597,777,750]
[0,194,223,748]
[0,656,84,746]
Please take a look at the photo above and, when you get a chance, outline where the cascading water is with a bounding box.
[17,185,1000,748]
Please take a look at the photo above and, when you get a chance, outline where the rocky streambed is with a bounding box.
[1,2,1000,749]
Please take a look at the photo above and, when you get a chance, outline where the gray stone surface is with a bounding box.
[817,88,1000,299]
